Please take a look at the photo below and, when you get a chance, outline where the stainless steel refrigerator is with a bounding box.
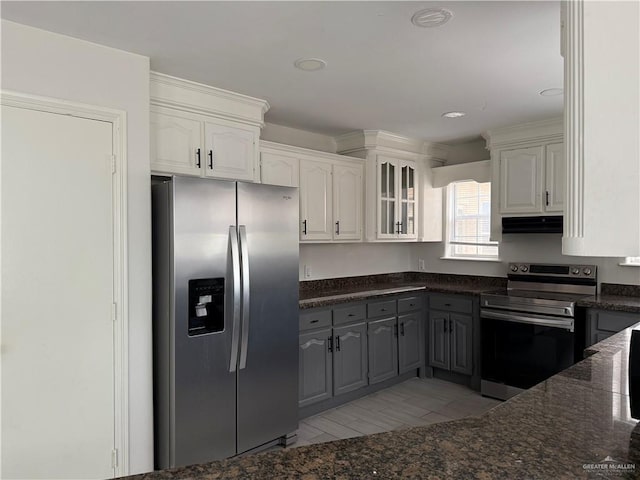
[152,176,299,469]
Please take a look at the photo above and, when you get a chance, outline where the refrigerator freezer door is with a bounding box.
[236,182,299,453]
[153,176,238,468]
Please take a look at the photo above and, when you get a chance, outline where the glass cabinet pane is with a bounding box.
[389,200,395,234]
[381,200,388,234]
[407,203,415,234]
[401,166,408,200]
[401,203,408,234]
[381,162,388,198]
[389,164,395,198]
[408,167,414,200]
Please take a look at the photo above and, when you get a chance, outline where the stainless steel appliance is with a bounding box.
[480,263,597,400]
[152,176,299,469]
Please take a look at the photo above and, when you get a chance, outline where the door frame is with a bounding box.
[1,90,130,477]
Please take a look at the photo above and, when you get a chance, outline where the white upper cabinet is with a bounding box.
[333,163,363,241]
[299,159,333,241]
[377,156,417,240]
[203,121,256,181]
[260,141,364,243]
[545,143,565,213]
[150,109,203,176]
[499,147,544,214]
[149,72,268,182]
[260,150,299,187]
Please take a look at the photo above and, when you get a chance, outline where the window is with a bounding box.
[622,257,640,266]
[446,180,499,259]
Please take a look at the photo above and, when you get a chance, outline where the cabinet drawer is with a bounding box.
[595,311,639,333]
[299,309,332,331]
[429,294,472,314]
[398,295,423,313]
[367,299,397,319]
[333,304,366,326]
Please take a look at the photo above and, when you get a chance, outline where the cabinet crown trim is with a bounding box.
[335,129,449,161]
[483,117,563,149]
[150,71,269,127]
[260,140,364,165]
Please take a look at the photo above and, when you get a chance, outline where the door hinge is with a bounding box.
[112,449,118,469]
[111,154,117,174]
[112,303,117,322]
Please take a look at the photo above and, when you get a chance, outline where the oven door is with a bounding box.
[481,309,576,400]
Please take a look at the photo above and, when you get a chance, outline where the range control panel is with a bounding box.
[508,263,597,279]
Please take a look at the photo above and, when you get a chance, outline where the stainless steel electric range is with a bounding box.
[480,263,597,400]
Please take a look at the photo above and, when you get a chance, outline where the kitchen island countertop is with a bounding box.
[122,322,640,479]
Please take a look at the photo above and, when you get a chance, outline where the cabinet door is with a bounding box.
[499,146,544,214]
[299,328,333,407]
[333,163,362,241]
[299,159,333,241]
[367,317,398,384]
[260,151,299,187]
[377,158,397,239]
[150,110,202,176]
[545,143,565,213]
[428,312,450,370]
[450,314,473,375]
[398,312,424,374]
[398,161,417,239]
[333,322,368,396]
[204,122,257,182]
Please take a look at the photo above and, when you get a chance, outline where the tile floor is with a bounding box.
[293,377,502,447]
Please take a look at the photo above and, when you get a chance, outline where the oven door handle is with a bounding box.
[481,309,574,332]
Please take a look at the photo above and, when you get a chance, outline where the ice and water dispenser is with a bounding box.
[188,278,224,336]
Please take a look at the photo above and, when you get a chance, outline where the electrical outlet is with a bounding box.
[304,265,312,278]
[418,259,426,271]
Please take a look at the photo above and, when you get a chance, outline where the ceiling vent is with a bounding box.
[411,8,453,28]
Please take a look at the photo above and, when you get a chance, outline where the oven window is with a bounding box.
[481,316,575,390]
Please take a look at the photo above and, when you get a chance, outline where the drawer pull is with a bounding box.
[348,313,355,317]
[444,303,451,307]
[310,319,319,324]
[381,308,387,312]
[409,303,415,307]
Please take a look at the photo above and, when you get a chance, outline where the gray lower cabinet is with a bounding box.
[428,307,473,376]
[398,312,424,373]
[299,327,332,407]
[368,317,399,384]
[333,322,368,395]
[587,309,640,347]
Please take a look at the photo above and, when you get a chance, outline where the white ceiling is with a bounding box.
[1,1,563,144]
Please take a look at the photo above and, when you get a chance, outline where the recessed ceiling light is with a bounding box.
[539,88,563,96]
[411,8,453,28]
[442,111,466,118]
[294,58,327,72]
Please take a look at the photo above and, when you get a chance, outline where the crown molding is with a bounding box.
[259,140,364,165]
[150,71,270,127]
[335,129,449,161]
[483,117,563,149]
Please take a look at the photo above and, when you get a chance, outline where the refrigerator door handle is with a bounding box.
[229,226,242,372]
[238,225,250,370]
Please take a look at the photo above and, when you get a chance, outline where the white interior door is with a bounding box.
[2,105,115,479]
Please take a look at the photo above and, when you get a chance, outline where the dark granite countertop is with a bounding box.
[577,294,640,314]
[299,272,506,310]
[122,323,640,479]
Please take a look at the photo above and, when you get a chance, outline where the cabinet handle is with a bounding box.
[310,319,319,324]
[398,221,403,234]
[348,313,355,317]
[545,191,550,206]
[444,303,451,307]
[208,150,214,169]
[196,148,201,168]
[335,221,340,235]
[400,322,405,336]
[328,336,333,353]
[335,335,341,352]
[395,221,401,235]
[302,219,307,235]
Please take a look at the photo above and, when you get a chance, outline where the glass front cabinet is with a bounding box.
[377,156,417,240]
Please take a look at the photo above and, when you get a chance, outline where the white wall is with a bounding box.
[261,122,337,153]
[1,20,153,474]
[410,235,640,286]
[443,137,489,165]
[300,243,411,280]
